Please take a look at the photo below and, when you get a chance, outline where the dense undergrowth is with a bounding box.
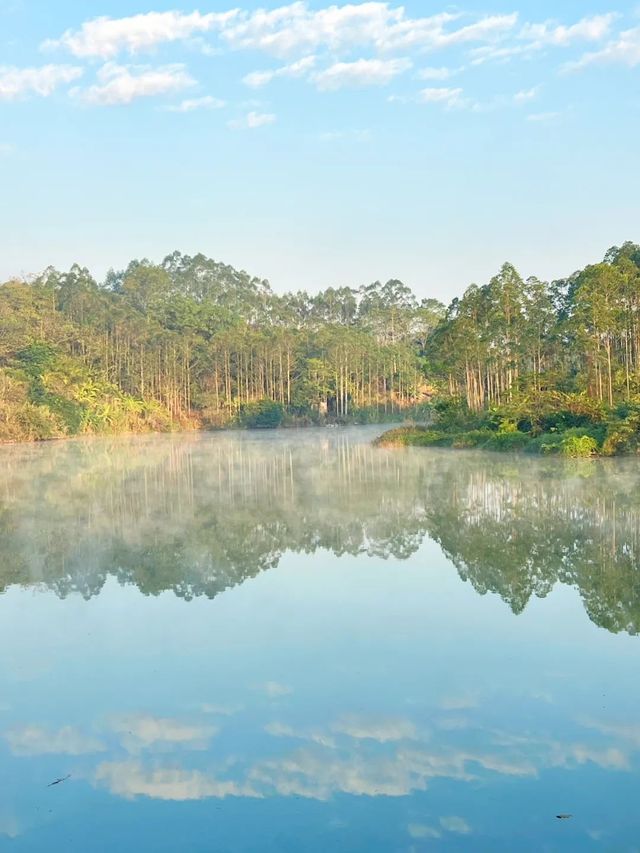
[375,393,640,457]
[0,342,428,442]
[0,344,179,442]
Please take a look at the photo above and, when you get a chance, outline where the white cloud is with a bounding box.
[45,11,238,59]
[419,86,465,108]
[248,743,493,800]
[243,55,316,88]
[331,714,418,742]
[520,13,617,48]
[314,57,411,90]
[527,111,559,122]
[265,721,336,748]
[165,95,226,112]
[0,64,82,100]
[221,2,408,56]
[549,743,628,771]
[95,760,259,801]
[227,6,514,55]
[438,14,518,48]
[581,719,640,747]
[408,823,441,839]
[417,66,456,81]
[111,714,216,752]
[0,143,14,156]
[440,816,472,835]
[513,86,539,103]
[77,63,194,106]
[473,13,616,66]
[258,680,292,697]
[47,5,521,61]
[231,110,276,125]
[0,814,20,840]
[567,25,640,70]
[5,725,105,756]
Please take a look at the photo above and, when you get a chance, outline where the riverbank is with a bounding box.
[0,397,407,445]
[374,395,640,457]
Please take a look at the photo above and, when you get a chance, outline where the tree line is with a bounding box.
[0,252,443,440]
[431,241,640,411]
[1,241,640,440]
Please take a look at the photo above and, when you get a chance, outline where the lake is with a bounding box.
[0,426,639,851]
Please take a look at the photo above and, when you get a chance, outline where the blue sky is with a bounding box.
[1,1,639,301]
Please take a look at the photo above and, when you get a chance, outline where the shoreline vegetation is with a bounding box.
[2,241,640,446]
[374,392,640,457]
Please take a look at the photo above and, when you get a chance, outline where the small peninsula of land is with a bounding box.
[374,391,640,457]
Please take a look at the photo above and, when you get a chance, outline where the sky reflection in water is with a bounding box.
[0,426,639,851]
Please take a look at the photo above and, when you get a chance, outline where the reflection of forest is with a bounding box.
[1,430,639,635]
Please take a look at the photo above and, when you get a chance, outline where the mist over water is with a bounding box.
[1,427,639,850]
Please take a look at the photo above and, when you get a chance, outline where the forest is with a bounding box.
[1,241,640,444]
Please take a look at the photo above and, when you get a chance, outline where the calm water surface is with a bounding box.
[0,426,639,851]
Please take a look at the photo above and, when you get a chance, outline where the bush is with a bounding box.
[374,427,453,448]
[451,429,494,449]
[525,426,603,456]
[239,399,285,429]
[14,402,65,440]
[432,397,489,431]
[602,415,640,456]
[483,431,531,452]
[561,435,598,458]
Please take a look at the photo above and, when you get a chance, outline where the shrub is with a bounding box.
[602,414,640,456]
[14,402,65,440]
[451,429,494,449]
[561,435,598,458]
[239,399,285,429]
[374,427,452,448]
[483,431,531,452]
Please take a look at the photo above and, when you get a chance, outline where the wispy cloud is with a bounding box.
[110,714,216,752]
[314,57,411,90]
[520,14,617,48]
[5,725,105,756]
[95,760,259,801]
[417,66,459,81]
[44,11,238,59]
[331,714,418,742]
[0,64,82,100]
[244,55,316,88]
[257,680,291,697]
[471,13,616,66]
[4,5,633,124]
[408,823,442,839]
[527,111,560,122]
[440,816,472,835]
[228,110,276,129]
[164,95,225,113]
[513,86,540,104]
[45,6,520,61]
[76,62,194,106]
[566,25,640,70]
[419,86,466,109]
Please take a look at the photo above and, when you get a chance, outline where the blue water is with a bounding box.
[0,427,638,851]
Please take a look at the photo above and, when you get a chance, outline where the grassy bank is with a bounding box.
[374,393,640,457]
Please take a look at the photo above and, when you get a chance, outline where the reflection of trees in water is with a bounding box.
[423,457,640,635]
[1,432,639,635]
